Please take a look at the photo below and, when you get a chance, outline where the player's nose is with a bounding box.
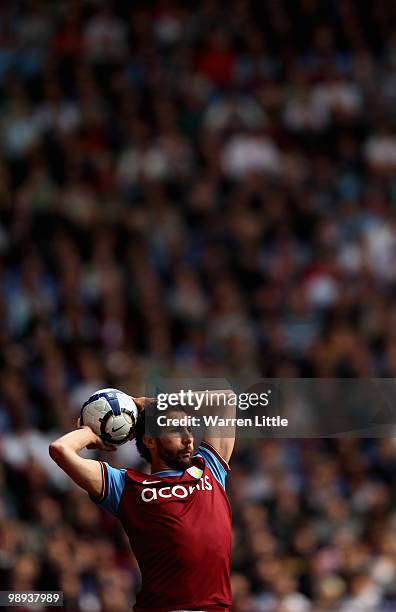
[182,429,193,445]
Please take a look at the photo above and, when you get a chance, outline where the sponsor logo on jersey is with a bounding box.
[141,474,213,502]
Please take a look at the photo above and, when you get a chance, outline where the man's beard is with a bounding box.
[156,439,193,470]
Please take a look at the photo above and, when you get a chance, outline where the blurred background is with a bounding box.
[1,0,396,610]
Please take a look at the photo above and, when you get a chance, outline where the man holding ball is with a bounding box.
[49,390,236,612]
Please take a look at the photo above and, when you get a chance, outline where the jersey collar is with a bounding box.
[152,469,183,476]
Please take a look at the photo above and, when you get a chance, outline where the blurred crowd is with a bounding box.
[1,0,396,609]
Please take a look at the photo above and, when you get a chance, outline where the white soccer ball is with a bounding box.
[80,388,138,446]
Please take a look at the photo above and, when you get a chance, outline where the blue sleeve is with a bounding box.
[195,442,230,489]
[90,462,126,516]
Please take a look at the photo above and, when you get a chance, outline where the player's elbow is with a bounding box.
[49,441,66,463]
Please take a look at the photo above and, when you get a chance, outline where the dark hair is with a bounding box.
[134,400,188,464]
[134,406,153,463]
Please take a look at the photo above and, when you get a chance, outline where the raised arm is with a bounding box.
[49,426,114,498]
[200,389,236,463]
[49,397,146,497]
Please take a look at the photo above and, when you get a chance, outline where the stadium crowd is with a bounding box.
[1,0,396,609]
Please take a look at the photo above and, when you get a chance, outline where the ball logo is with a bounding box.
[141,475,213,502]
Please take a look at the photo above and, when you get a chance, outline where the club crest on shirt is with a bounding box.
[186,466,203,479]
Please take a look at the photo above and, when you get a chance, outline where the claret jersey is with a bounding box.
[91,441,232,612]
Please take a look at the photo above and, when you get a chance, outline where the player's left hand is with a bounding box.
[132,396,155,414]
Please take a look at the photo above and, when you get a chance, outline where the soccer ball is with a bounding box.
[80,388,138,446]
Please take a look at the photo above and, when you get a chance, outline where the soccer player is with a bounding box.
[49,390,236,612]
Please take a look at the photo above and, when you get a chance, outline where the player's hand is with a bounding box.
[76,418,116,452]
[132,396,155,414]
[86,438,117,452]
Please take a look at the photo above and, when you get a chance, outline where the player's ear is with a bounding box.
[143,434,156,450]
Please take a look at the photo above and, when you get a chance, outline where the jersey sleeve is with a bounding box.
[195,441,230,489]
[90,461,126,516]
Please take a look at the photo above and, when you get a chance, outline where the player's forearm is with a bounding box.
[49,426,96,456]
[196,390,236,463]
